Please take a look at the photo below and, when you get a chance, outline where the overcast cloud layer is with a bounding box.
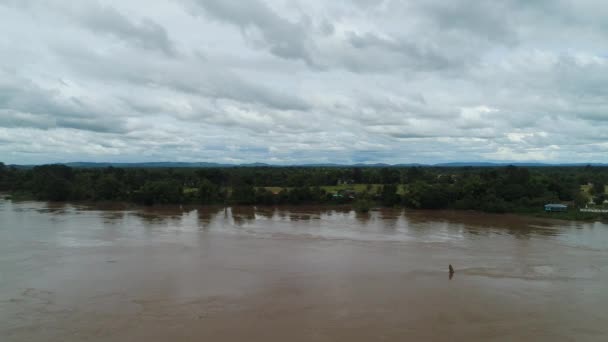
[1,0,608,165]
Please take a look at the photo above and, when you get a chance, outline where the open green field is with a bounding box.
[187,185,397,196]
[262,187,285,194]
[261,184,406,195]
[320,184,382,193]
[581,184,608,194]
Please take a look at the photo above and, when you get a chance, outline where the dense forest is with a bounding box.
[1,162,607,215]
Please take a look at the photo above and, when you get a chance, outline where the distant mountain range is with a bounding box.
[435,162,608,167]
[7,161,608,168]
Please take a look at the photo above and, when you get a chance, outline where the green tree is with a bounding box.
[574,191,589,208]
[231,184,256,205]
[198,178,219,204]
[380,184,400,206]
[591,181,606,195]
[42,177,72,201]
[255,188,276,205]
[138,180,182,205]
[70,173,95,200]
[95,174,124,200]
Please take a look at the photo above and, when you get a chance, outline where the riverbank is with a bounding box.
[3,164,606,222]
[3,195,607,223]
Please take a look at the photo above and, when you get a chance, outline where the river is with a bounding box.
[1,199,607,341]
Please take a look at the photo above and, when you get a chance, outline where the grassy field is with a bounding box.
[187,185,391,195]
[262,187,285,194]
[322,184,408,195]
[261,184,406,195]
[580,184,608,206]
[580,184,608,194]
[320,184,382,193]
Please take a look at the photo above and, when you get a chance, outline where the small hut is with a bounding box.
[544,204,568,212]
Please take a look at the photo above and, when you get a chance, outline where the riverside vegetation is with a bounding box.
[1,162,607,219]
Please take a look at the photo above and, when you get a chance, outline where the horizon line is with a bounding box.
[5,161,608,167]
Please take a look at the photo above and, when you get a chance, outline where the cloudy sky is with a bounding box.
[1,0,608,165]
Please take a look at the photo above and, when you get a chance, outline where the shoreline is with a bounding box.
[3,196,606,223]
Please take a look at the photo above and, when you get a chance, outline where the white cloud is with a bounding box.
[1,0,608,164]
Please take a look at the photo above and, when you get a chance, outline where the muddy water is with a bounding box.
[1,200,607,341]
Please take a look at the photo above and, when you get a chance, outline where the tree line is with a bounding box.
[0,162,606,213]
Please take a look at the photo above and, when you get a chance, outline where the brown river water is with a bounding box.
[1,199,608,341]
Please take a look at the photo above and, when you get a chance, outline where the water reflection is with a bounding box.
[134,211,183,225]
[100,211,127,224]
[196,207,221,228]
[378,209,402,230]
[35,202,70,215]
[3,199,608,250]
[254,207,276,220]
[231,206,256,226]
[355,211,371,224]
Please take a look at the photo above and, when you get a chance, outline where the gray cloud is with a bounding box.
[187,0,316,65]
[50,43,310,112]
[342,31,465,72]
[1,0,608,164]
[81,4,177,57]
[414,1,518,43]
[0,110,55,130]
[0,71,130,133]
